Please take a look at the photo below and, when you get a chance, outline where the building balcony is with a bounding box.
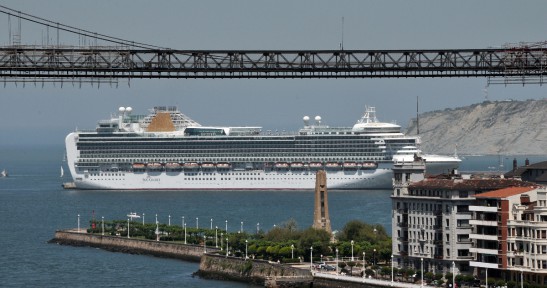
[397,222,408,227]
[469,261,498,269]
[469,205,498,212]
[469,247,498,255]
[469,219,497,226]
[469,234,498,241]
[457,255,474,260]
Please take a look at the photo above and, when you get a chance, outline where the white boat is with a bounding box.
[0,169,7,178]
[60,166,64,178]
[64,105,422,190]
[392,146,461,175]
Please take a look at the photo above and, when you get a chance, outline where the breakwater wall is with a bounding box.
[50,230,210,262]
[196,253,313,287]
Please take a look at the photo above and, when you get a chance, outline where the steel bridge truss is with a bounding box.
[1,46,547,84]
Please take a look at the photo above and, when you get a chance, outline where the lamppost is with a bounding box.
[77,214,80,232]
[127,218,130,238]
[203,235,206,253]
[220,232,223,250]
[373,248,376,266]
[520,268,523,288]
[321,254,323,263]
[245,240,248,259]
[142,213,145,225]
[257,222,259,234]
[291,244,294,259]
[210,218,213,230]
[310,246,313,272]
[226,237,229,257]
[196,217,199,229]
[225,219,228,232]
[182,216,185,228]
[363,252,366,278]
[168,214,171,226]
[486,268,488,288]
[420,257,423,288]
[336,248,339,274]
[215,226,218,248]
[351,240,354,262]
[101,216,104,236]
[452,261,455,288]
[184,223,187,244]
[240,221,243,233]
[155,219,159,241]
[155,214,158,225]
[391,255,394,285]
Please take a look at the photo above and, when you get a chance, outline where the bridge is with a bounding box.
[1,5,546,85]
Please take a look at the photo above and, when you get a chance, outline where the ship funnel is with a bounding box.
[118,107,126,130]
[315,115,321,125]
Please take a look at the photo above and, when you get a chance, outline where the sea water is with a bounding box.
[0,145,545,287]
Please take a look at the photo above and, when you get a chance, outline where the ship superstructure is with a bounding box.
[65,106,419,190]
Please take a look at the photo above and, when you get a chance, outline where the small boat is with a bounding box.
[343,162,358,169]
[0,169,7,177]
[325,162,340,168]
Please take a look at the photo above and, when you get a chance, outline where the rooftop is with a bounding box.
[409,178,535,191]
[475,186,537,199]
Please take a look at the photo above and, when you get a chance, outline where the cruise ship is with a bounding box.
[392,146,461,175]
[65,106,420,190]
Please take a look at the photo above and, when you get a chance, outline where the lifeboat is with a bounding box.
[183,162,199,169]
[343,162,358,169]
[361,162,378,169]
[201,162,216,169]
[325,162,340,168]
[216,162,231,169]
[147,163,163,170]
[275,162,289,168]
[309,162,323,169]
[290,162,304,168]
[165,162,181,170]
[132,163,146,169]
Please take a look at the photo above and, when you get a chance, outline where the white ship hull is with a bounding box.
[72,167,394,190]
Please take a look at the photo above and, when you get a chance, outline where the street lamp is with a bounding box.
[421,258,423,288]
[196,217,199,229]
[291,244,294,259]
[184,223,187,244]
[245,240,248,259]
[452,261,455,288]
[310,246,313,272]
[210,218,213,230]
[373,248,376,266]
[155,214,158,225]
[168,215,171,226]
[182,216,185,227]
[77,214,80,232]
[225,220,228,232]
[257,222,259,234]
[391,255,394,285]
[127,218,130,238]
[215,226,218,248]
[240,221,243,233]
[336,248,339,274]
[226,237,229,257]
[321,254,323,263]
[142,213,145,225]
[351,240,354,262]
[101,216,104,236]
[155,219,159,241]
[220,233,223,250]
[363,252,366,278]
[203,235,207,253]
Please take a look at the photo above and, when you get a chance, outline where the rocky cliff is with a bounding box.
[405,99,547,155]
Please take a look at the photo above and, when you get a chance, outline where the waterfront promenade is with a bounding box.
[313,271,425,288]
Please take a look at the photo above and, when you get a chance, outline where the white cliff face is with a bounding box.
[405,99,547,155]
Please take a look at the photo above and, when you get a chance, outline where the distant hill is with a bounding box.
[405,99,547,155]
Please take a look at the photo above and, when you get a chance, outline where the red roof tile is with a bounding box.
[475,186,537,199]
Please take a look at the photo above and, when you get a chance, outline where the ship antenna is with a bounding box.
[416,95,420,135]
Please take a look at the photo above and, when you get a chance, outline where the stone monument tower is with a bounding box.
[312,170,332,233]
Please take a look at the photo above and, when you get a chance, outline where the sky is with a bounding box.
[1,0,547,146]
